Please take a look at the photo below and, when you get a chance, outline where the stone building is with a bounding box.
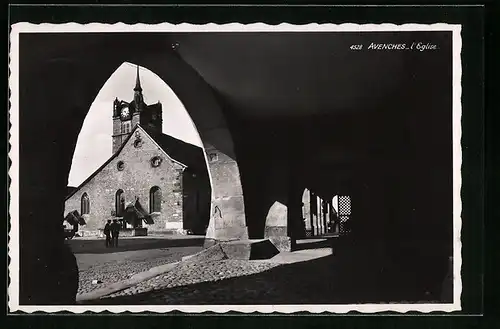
[64,67,211,235]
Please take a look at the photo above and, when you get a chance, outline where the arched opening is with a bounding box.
[16,36,246,305]
[68,62,205,186]
[149,186,162,213]
[80,193,90,215]
[66,62,214,237]
[301,188,313,237]
[115,189,125,217]
[58,57,247,242]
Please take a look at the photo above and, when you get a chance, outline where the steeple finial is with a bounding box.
[134,65,142,92]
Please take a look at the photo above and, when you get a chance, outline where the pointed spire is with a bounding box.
[134,65,142,92]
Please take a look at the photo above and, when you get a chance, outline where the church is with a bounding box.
[64,67,211,236]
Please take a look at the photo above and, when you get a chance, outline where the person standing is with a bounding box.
[111,219,120,248]
[104,220,112,248]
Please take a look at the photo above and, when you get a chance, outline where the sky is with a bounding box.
[68,62,203,187]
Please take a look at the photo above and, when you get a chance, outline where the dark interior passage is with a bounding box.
[16,30,454,304]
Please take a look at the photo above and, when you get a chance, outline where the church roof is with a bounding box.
[115,66,162,115]
[65,124,207,201]
[127,99,161,114]
[66,186,77,197]
[134,65,142,92]
[146,129,207,173]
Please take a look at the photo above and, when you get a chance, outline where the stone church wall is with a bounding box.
[64,128,185,235]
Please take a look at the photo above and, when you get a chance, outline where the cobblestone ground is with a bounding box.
[84,257,332,305]
[77,249,197,295]
[81,241,448,305]
[74,237,204,296]
[104,260,280,299]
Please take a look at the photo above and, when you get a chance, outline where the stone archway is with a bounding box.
[127,58,248,244]
[301,188,314,237]
[15,33,247,304]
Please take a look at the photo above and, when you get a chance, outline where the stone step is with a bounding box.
[188,239,281,262]
[221,239,280,260]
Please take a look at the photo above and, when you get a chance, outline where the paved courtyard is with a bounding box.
[105,259,282,302]
[76,237,450,305]
[79,245,385,305]
[74,237,451,305]
[69,235,205,295]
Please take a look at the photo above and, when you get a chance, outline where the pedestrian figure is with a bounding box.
[111,219,120,248]
[104,220,112,248]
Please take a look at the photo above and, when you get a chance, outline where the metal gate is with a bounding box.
[338,195,351,235]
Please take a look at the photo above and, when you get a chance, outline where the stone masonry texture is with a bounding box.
[102,259,280,301]
[204,143,249,241]
[65,127,185,234]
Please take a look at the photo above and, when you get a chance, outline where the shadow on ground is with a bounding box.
[84,238,452,305]
[68,236,205,254]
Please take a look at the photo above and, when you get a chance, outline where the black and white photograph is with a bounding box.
[8,22,462,313]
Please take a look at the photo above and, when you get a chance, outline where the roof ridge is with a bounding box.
[66,124,206,201]
[65,125,141,200]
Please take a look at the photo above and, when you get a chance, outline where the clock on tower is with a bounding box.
[112,65,163,154]
[121,106,130,120]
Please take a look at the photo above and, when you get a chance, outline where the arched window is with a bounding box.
[116,189,125,217]
[81,193,90,215]
[150,186,162,213]
[121,122,131,134]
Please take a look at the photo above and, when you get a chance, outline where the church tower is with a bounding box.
[112,65,163,153]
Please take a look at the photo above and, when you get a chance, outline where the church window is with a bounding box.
[150,186,162,213]
[121,122,131,134]
[151,156,162,168]
[208,153,218,162]
[81,193,90,215]
[117,161,125,171]
[116,189,125,217]
[134,138,143,148]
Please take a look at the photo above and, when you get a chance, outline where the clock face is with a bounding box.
[121,107,130,118]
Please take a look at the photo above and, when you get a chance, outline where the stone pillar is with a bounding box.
[204,144,248,245]
[328,200,334,234]
[309,190,315,236]
[302,189,312,235]
[332,199,340,234]
[288,197,304,243]
[348,179,383,240]
[322,199,329,234]
[311,192,319,236]
[264,201,291,252]
[17,118,80,305]
[16,62,86,304]
[317,197,324,235]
